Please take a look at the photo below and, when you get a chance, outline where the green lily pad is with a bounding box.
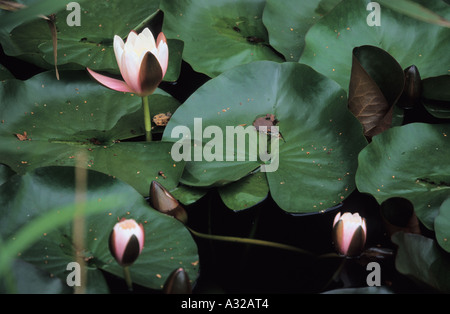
[435,197,450,252]
[376,0,450,27]
[169,184,208,206]
[422,75,450,119]
[160,0,284,77]
[262,0,341,62]
[0,259,72,294]
[163,61,367,213]
[0,0,183,82]
[0,167,199,291]
[392,232,450,293]
[0,70,183,196]
[300,0,450,92]
[0,164,15,187]
[218,172,269,211]
[0,0,72,31]
[356,123,450,229]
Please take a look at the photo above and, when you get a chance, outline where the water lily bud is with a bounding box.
[87,28,168,96]
[150,181,188,224]
[109,218,145,267]
[398,65,422,109]
[332,212,367,257]
[163,268,192,294]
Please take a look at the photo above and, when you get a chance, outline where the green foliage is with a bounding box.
[163,61,367,213]
[0,167,199,292]
[0,0,449,294]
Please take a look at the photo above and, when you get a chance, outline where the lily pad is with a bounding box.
[356,123,450,229]
[300,0,450,92]
[392,232,450,293]
[422,75,450,119]
[0,164,15,187]
[169,184,208,206]
[160,0,284,77]
[0,259,72,294]
[0,70,183,196]
[218,172,269,211]
[376,0,450,27]
[0,0,183,82]
[262,0,342,62]
[163,61,367,213]
[435,197,450,252]
[348,45,405,138]
[0,167,199,291]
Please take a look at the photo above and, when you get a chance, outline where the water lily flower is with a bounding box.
[87,27,168,97]
[332,212,367,257]
[109,218,145,267]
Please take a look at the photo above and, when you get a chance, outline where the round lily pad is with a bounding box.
[163,61,367,213]
[300,0,450,92]
[356,123,450,229]
[0,166,199,291]
[0,70,183,196]
[160,0,284,77]
[0,0,183,82]
[262,0,341,62]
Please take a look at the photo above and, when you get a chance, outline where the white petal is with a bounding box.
[121,49,141,94]
[139,27,156,51]
[113,35,125,71]
[124,31,138,48]
[156,40,169,77]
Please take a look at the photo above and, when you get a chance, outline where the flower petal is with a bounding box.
[121,234,141,266]
[138,27,157,53]
[113,35,125,72]
[125,30,138,46]
[121,49,142,93]
[138,51,163,96]
[87,68,134,93]
[156,32,169,78]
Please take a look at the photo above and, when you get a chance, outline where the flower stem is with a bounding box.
[123,266,133,292]
[187,226,314,257]
[142,96,152,142]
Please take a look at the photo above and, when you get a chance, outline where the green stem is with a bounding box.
[123,266,133,292]
[142,96,152,142]
[187,226,314,257]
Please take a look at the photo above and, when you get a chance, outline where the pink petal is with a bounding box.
[87,68,134,93]
[156,32,169,78]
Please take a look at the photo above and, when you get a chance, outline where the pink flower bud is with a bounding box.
[109,218,145,267]
[332,212,367,257]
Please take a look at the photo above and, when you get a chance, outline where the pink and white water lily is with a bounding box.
[87,27,168,96]
[332,212,367,257]
[109,218,145,267]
